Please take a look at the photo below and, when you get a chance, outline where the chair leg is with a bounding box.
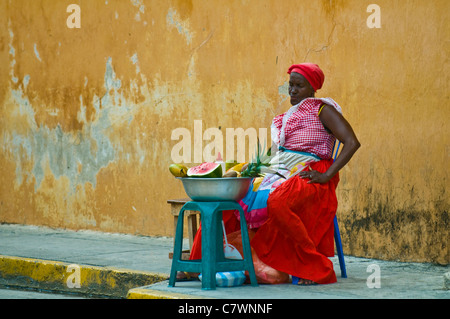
[333,216,347,278]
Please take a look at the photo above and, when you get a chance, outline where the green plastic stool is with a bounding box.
[169,201,258,290]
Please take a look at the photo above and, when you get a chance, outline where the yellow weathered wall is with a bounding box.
[0,0,448,264]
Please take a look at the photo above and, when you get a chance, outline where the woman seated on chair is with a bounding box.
[189,63,360,285]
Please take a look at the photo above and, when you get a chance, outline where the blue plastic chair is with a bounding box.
[292,141,347,284]
[169,201,258,290]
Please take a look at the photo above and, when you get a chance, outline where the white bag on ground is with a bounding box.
[198,221,246,287]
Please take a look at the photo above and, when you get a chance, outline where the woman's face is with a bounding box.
[288,72,315,105]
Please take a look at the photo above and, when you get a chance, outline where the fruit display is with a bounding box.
[169,161,245,177]
[169,141,279,179]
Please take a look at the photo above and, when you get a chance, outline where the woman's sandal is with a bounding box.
[176,272,199,281]
[292,276,317,285]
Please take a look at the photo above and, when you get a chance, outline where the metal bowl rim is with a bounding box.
[176,177,253,180]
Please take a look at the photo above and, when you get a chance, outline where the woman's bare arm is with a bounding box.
[300,104,361,184]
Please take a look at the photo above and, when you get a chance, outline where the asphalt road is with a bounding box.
[0,287,88,299]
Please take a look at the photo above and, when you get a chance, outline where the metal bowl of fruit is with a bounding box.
[177,177,253,202]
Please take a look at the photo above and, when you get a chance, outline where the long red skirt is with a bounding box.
[189,159,339,284]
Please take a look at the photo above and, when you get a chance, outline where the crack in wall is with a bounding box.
[187,30,214,78]
[303,9,338,61]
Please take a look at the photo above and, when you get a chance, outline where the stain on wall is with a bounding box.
[0,0,448,264]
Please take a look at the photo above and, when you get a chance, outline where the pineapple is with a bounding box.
[241,139,286,179]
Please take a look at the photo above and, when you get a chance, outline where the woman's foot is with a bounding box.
[176,272,199,280]
[297,278,316,285]
[292,276,317,285]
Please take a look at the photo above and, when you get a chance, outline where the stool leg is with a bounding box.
[200,209,216,290]
[169,208,186,287]
[237,207,258,287]
[216,210,226,262]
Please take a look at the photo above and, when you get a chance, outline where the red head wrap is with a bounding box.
[287,63,325,91]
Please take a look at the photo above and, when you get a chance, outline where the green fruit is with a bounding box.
[225,160,238,171]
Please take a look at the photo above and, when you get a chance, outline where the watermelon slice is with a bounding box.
[187,162,222,178]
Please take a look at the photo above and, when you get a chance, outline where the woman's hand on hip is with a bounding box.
[299,167,331,184]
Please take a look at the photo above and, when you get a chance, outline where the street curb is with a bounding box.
[127,286,207,299]
[0,255,168,298]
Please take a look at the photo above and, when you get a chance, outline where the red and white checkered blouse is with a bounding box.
[271,98,343,159]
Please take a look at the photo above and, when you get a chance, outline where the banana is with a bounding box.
[227,163,246,173]
[223,170,241,178]
[169,164,188,177]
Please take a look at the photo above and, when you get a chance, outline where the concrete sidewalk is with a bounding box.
[0,223,448,299]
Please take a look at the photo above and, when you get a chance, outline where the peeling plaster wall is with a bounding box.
[0,0,448,264]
